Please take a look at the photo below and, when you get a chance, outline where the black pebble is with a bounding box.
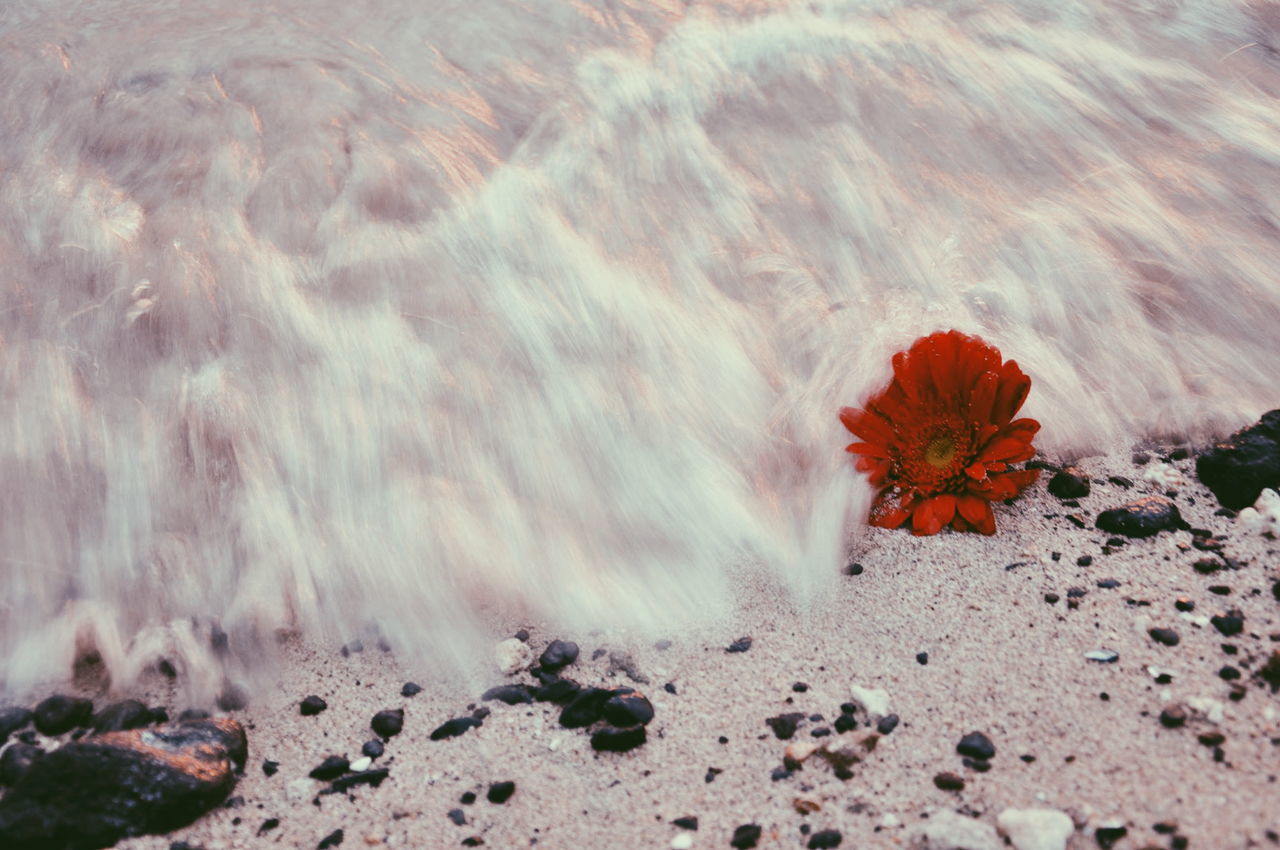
[401,682,422,697]
[300,696,327,716]
[602,691,654,727]
[792,682,809,692]
[591,725,647,752]
[482,684,534,705]
[361,739,385,759]
[1095,497,1182,538]
[486,781,515,804]
[532,679,581,704]
[1096,579,1121,589]
[766,713,805,740]
[317,829,344,849]
[876,714,899,735]
[558,688,612,729]
[460,791,476,804]
[726,636,753,653]
[933,772,965,791]
[539,640,580,671]
[1095,825,1128,849]
[262,760,279,776]
[808,829,843,849]
[0,708,33,743]
[371,708,404,738]
[258,818,279,835]
[845,562,864,576]
[1149,628,1180,647]
[770,767,793,781]
[956,731,995,760]
[430,717,481,740]
[663,683,678,695]
[514,629,530,642]
[731,824,763,849]
[447,808,466,826]
[834,713,856,733]
[672,816,698,830]
[309,756,349,781]
[90,700,153,734]
[1219,665,1241,681]
[1048,467,1091,499]
[1210,613,1245,636]
[1077,555,1093,567]
[916,652,928,665]
[33,695,94,736]
[1159,705,1187,728]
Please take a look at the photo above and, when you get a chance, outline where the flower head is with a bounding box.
[839,330,1040,535]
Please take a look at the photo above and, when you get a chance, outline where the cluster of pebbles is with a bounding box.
[1,412,1277,849]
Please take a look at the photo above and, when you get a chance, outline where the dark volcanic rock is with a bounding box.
[33,695,93,736]
[766,713,805,740]
[933,772,965,791]
[322,768,390,795]
[430,717,481,741]
[558,688,612,729]
[309,756,349,781]
[538,640,579,671]
[1196,411,1280,509]
[0,708,33,743]
[371,709,404,738]
[957,731,995,760]
[1048,467,1091,499]
[400,682,422,697]
[532,679,581,704]
[1095,497,1182,538]
[0,744,43,787]
[602,691,654,727]
[1149,628,1181,647]
[481,685,533,706]
[0,718,245,850]
[731,824,763,849]
[486,781,515,804]
[808,829,843,849]
[725,636,753,653]
[361,740,385,759]
[299,696,328,716]
[318,828,344,848]
[876,714,900,735]
[89,700,153,735]
[1210,613,1245,636]
[590,725,647,752]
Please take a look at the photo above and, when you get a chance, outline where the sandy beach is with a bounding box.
[98,448,1280,850]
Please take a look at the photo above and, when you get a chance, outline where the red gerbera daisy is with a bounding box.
[839,330,1041,536]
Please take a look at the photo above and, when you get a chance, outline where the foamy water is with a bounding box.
[3,0,1279,700]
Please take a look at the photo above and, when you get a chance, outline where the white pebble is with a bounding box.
[671,834,694,850]
[881,813,901,828]
[849,684,890,718]
[1187,696,1225,724]
[350,756,372,772]
[909,809,1001,850]
[997,807,1074,850]
[493,638,533,675]
[1237,488,1280,535]
[1142,463,1183,488]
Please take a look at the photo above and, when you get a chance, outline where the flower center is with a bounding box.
[923,436,957,469]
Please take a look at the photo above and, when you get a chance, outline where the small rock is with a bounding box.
[430,717,481,741]
[349,756,372,772]
[606,651,651,684]
[309,756,349,781]
[481,685,533,705]
[371,709,404,738]
[956,731,995,760]
[1195,411,1280,510]
[532,679,581,704]
[672,816,698,830]
[33,695,93,736]
[262,760,279,777]
[0,708,33,744]
[784,741,819,768]
[539,640,580,671]
[933,772,965,791]
[590,725,647,752]
[1048,468,1091,500]
[559,688,612,729]
[808,829,843,849]
[1093,823,1128,849]
[1148,628,1180,647]
[1158,705,1187,728]
[361,739,385,759]
[486,781,515,804]
[725,637,753,653]
[259,817,280,834]
[602,691,654,727]
[996,808,1074,850]
[401,682,422,697]
[671,834,694,850]
[494,638,533,675]
[876,715,899,735]
[1210,613,1245,636]
[318,828,344,849]
[730,824,762,849]
[849,685,890,718]
[1095,497,1182,538]
[447,808,466,826]
[300,696,328,717]
[766,713,806,740]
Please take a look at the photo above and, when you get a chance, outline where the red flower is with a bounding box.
[839,330,1040,536]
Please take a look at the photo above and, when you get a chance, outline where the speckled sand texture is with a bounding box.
[115,449,1279,850]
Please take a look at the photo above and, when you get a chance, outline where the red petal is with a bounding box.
[957,494,996,534]
[870,491,914,529]
[965,462,986,480]
[932,493,957,526]
[910,497,945,536]
[846,442,888,458]
[977,436,1036,464]
[992,360,1031,425]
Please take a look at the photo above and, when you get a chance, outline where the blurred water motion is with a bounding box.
[2,0,1279,698]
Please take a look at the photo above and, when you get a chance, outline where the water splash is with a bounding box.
[3,0,1278,699]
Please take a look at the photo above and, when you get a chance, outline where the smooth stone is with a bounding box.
[0,718,245,850]
[349,757,372,772]
[590,725,647,752]
[371,708,404,738]
[849,684,890,718]
[731,824,762,849]
[602,691,654,727]
[558,688,612,729]
[486,781,515,804]
[532,679,581,704]
[1094,497,1182,538]
[1048,468,1091,500]
[361,740,385,759]
[401,682,423,697]
[33,696,94,736]
[538,640,579,671]
[309,756,349,781]
[299,696,328,716]
[1195,410,1280,509]
[808,829,843,849]
[481,684,533,705]
[430,717,481,741]
[996,808,1074,850]
[88,700,153,734]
